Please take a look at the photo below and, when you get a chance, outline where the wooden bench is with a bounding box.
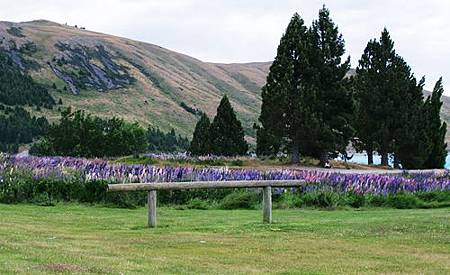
[107,180,305,228]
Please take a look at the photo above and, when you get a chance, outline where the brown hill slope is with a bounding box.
[0,20,271,142]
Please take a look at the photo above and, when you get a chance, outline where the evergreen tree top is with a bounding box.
[379,28,396,61]
[210,95,248,156]
[311,5,347,65]
[432,77,444,103]
[214,95,237,122]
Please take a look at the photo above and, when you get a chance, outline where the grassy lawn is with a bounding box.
[0,205,449,274]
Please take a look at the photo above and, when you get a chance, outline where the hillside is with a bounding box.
[0,20,270,143]
[1,20,450,144]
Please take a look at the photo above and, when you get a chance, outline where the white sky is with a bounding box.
[1,0,449,93]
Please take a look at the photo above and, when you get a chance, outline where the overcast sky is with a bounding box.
[1,0,449,93]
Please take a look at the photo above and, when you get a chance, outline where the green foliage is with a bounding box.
[390,62,429,169]
[354,30,394,165]
[210,96,248,156]
[258,13,309,162]
[189,96,248,156]
[302,191,341,208]
[0,106,49,153]
[254,123,281,157]
[189,113,211,155]
[345,192,366,208]
[29,137,55,156]
[186,198,211,210]
[229,159,244,166]
[423,78,448,168]
[147,127,189,153]
[385,193,423,209]
[0,51,55,107]
[355,29,447,169]
[306,6,354,164]
[219,191,260,209]
[275,190,450,209]
[30,108,148,158]
[1,169,449,210]
[258,7,353,164]
[0,169,147,208]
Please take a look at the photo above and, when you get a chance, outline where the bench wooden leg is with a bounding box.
[263,186,272,223]
[148,190,157,228]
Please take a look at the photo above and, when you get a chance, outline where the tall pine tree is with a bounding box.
[355,29,439,169]
[355,29,398,166]
[254,123,281,157]
[258,8,352,165]
[258,12,312,163]
[189,113,211,156]
[392,65,429,169]
[354,40,379,165]
[210,96,248,156]
[423,78,447,168]
[307,6,353,165]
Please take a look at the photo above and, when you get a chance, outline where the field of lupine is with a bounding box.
[1,154,449,274]
[1,154,450,195]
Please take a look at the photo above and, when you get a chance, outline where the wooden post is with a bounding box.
[148,190,157,228]
[262,186,272,224]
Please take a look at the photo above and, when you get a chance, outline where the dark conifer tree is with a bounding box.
[307,6,353,165]
[424,78,447,168]
[393,69,430,169]
[354,40,379,165]
[210,96,248,156]
[258,13,311,163]
[355,29,398,166]
[254,124,281,157]
[189,113,211,156]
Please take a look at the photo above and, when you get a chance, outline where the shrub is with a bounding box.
[229,159,244,166]
[274,191,303,208]
[345,192,366,208]
[385,193,424,209]
[0,170,147,208]
[186,198,210,210]
[366,194,387,207]
[416,190,450,202]
[219,191,260,209]
[104,191,147,209]
[301,190,342,209]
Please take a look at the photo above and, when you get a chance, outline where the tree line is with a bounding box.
[30,108,190,158]
[30,108,147,157]
[255,6,446,169]
[148,127,190,153]
[0,106,49,153]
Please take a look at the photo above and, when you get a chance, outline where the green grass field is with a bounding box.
[0,204,449,274]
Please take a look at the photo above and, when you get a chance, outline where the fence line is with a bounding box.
[107,180,306,228]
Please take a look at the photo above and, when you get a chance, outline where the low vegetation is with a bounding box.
[2,155,449,209]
